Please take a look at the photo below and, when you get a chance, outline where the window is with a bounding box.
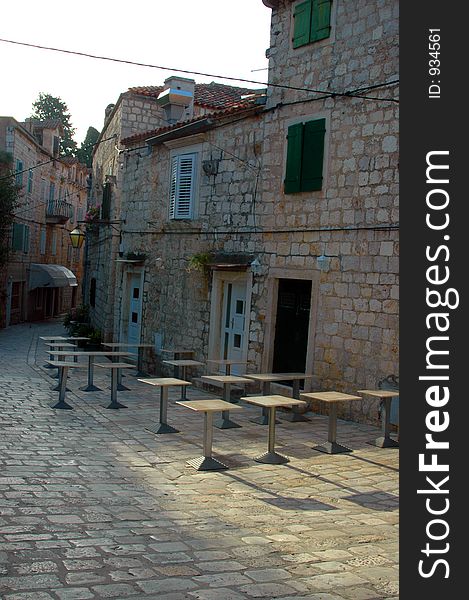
[11,282,21,310]
[11,223,30,253]
[40,229,46,255]
[51,231,57,256]
[293,0,332,48]
[27,169,33,194]
[284,118,326,193]
[169,153,197,219]
[90,278,96,307]
[15,160,23,186]
[48,182,55,212]
[102,182,111,220]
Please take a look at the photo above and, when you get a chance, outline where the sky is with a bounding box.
[0,0,272,145]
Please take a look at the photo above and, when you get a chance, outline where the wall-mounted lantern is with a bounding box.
[69,227,86,249]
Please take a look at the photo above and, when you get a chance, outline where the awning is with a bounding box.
[29,264,78,290]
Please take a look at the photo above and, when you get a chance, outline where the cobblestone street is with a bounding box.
[0,320,398,599]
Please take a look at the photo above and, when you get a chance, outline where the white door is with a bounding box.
[126,274,142,357]
[221,281,247,374]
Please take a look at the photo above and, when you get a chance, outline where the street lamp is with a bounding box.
[69,227,86,249]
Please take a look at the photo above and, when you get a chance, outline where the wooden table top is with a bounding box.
[138,377,191,387]
[45,342,76,348]
[241,394,307,408]
[65,337,90,341]
[301,391,362,403]
[103,343,153,348]
[163,359,204,367]
[40,336,68,341]
[244,372,312,382]
[201,375,253,385]
[207,359,248,366]
[95,363,135,369]
[46,361,86,368]
[176,399,244,412]
[48,351,133,357]
[161,349,195,355]
[357,389,399,398]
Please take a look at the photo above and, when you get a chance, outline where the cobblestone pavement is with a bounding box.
[0,320,399,599]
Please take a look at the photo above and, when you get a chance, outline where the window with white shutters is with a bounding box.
[169,153,197,219]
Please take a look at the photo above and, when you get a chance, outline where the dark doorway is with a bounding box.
[272,278,312,375]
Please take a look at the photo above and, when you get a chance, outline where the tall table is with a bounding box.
[40,336,69,368]
[48,350,133,392]
[200,375,252,429]
[138,377,191,434]
[243,373,313,424]
[162,359,204,400]
[94,362,135,409]
[102,342,154,377]
[241,394,307,464]
[46,360,87,410]
[176,399,243,470]
[300,391,362,454]
[357,389,400,448]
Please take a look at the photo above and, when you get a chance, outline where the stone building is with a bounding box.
[0,117,88,327]
[87,0,399,424]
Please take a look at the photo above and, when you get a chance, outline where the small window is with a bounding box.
[27,169,33,194]
[40,229,46,255]
[236,300,244,315]
[133,288,140,299]
[15,160,23,186]
[284,118,326,194]
[169,153,197,220]
[131,312,138,323]
[11,282,21,310]
[233,334,242,348]
[90,278,96,307]
[51,231,57,256]
[293,0,332,48]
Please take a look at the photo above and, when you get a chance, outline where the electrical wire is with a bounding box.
[0,134,118,182]
[0,38,398,103]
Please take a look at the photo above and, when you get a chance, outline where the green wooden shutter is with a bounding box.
[293,0,312,48]
[23,226,30,253]
[310,0,332,42]
[12,223,24,251]
[301,119,326,191]
[284,123,304,194]
[102,182,111,220]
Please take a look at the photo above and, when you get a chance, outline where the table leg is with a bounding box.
[80,355,101,392]
[215,383,241,429]
[281,380,311,423]
[133,347,146,377]
[187,412,228,471]
[51,366,73,409]
[148,387,179,434]
[180,366,187,400]
[254,407,289,464]
[116,358,131,391]
[368,397,399,448]
[313,403,352,454]
[106,369,128,409]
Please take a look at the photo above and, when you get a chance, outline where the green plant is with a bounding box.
[186,252,211,272]
[87,328,102,346]
[63,304,90,334]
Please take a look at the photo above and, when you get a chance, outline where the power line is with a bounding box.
[0,134,117,182]
[0,37,398,103]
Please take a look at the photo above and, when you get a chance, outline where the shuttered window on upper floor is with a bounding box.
[284,118,326,194]
[169,153,197,220]
[293,0,332,48]
[11,223,30,253]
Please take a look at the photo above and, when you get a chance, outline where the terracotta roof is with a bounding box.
[121,102,262,146]
[128,82,265,109]
[27,118,63,130]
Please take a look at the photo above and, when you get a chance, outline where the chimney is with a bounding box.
[104,104,115,126]
[156,76,195,124]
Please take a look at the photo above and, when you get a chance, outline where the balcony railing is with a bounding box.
[46,199,72,224]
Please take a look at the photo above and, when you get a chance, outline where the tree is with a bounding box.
[0,151,20,266]
[76,126,100,167]
[31,93,77,156]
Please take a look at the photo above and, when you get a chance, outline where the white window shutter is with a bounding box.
[170,153,196,219]
[169,156,178,219]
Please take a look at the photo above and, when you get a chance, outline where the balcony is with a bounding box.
[46,199,72,224]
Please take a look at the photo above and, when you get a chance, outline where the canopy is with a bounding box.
[29,264,78,290]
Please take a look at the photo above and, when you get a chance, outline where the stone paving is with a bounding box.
[0,320,399,599]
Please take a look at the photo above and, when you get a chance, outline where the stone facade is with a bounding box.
[0,117,88,327]
[88,0,399,425]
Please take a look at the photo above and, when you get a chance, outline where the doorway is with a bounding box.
[120,271,143,358]
[272,278,312,374]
